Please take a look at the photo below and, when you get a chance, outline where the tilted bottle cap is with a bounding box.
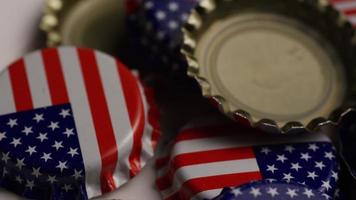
[181,0,356,134]
[155,123,339,199]
[0,47,159,199]
[40,0,127,55]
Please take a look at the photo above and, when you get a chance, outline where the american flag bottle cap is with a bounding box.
[126,0,200,73]
[40,0,128,56]
[155,123,339,200]
[210,180,330,200]
[181,0,356,134]
[0,47,159,199]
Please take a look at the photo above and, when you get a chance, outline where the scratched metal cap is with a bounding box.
[40,0,127,55]
[181,0,356,134]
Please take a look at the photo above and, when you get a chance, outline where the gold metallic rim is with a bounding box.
[181,0,356,134]
[40,0,76,47]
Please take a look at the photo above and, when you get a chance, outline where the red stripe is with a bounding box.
[117,60,145,177]
[8,59,33,111]
[41,48,69,105]
[156,147,255,190]
[165,171,262,200]
[144,87,160,150]
[77,49,118,193]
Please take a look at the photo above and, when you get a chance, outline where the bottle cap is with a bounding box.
[182,0,356,134]
[212,180,329,200]
[40,0,127,55]
[126,0,200,72]
[0,47,159,199]
[155,123,339,200]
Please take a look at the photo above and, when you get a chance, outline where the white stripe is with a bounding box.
[59,47,102,198]
[24,51,51,108]
[333,1,356,10]
[346,15,356,24]
[160,158,259,198]
[0,71,15,114]
[192,189,222,200]
[95,52,133,187]
[172,132,329,157]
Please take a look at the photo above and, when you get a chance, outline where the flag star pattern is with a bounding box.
[0,104,86,199]
[210,180,329,200]
[126,0,200,72]
[0,47,160,199]
[155,124,339,200]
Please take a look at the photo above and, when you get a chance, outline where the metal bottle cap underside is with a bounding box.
[195,13,346,125]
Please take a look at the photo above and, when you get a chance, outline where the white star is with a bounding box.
[32,167,42,178]
[232,188,242,197]
[324,152,335,160]
[334,188,340,197]
[59,109,71,118]
[41,152,52,162]
[21,126,33,136]
[168,20,178,30]
[266,178,277,183]
[63,128,75,138]
[266,164,278,173]
[276,154,288,163]
[322,193,331,199]
[291,162,302,171]
[15,158,26,170]
[72,169,83,180]
[33,113,44,123]
[62,184,72,192]
[47,175,57,183]
[67,147,79,157]
[48,121,59,131]
[249,187,261,198]
[155,10,166,20]
[286,188,298,198]
[283,173,294,182]
[307,171,318,180]
[321,180,331,191]
[37,133,48,142]
[56,161,68,172]
[315,161,326,170]
[10,137,22,147]
[301,152,312,161]
[260,147,271,155]
[284,145,295,153]
[303,188,315,198]
[7,118,18,128]
[331,171,338,181]
[2,152,10,163]
[0,132,6,141]
[52,141,64,151]
[15,175,23,183]
[168,2,179,11]
[308,144,319,151]
[267,187,279,197]
[25,146,37,156]
[144,1,154,10]
[25,180,35,190]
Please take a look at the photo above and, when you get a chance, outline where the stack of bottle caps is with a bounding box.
[0,0,354,199]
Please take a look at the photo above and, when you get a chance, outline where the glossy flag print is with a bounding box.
[0,47,160,199]
[210,180,331,200]
[155,124,339,200]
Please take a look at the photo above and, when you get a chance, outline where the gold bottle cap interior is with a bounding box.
[195,13,346,125]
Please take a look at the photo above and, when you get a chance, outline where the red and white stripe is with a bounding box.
[332,0,356,26]
[0,47,159,198]
[155,124,330,200]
